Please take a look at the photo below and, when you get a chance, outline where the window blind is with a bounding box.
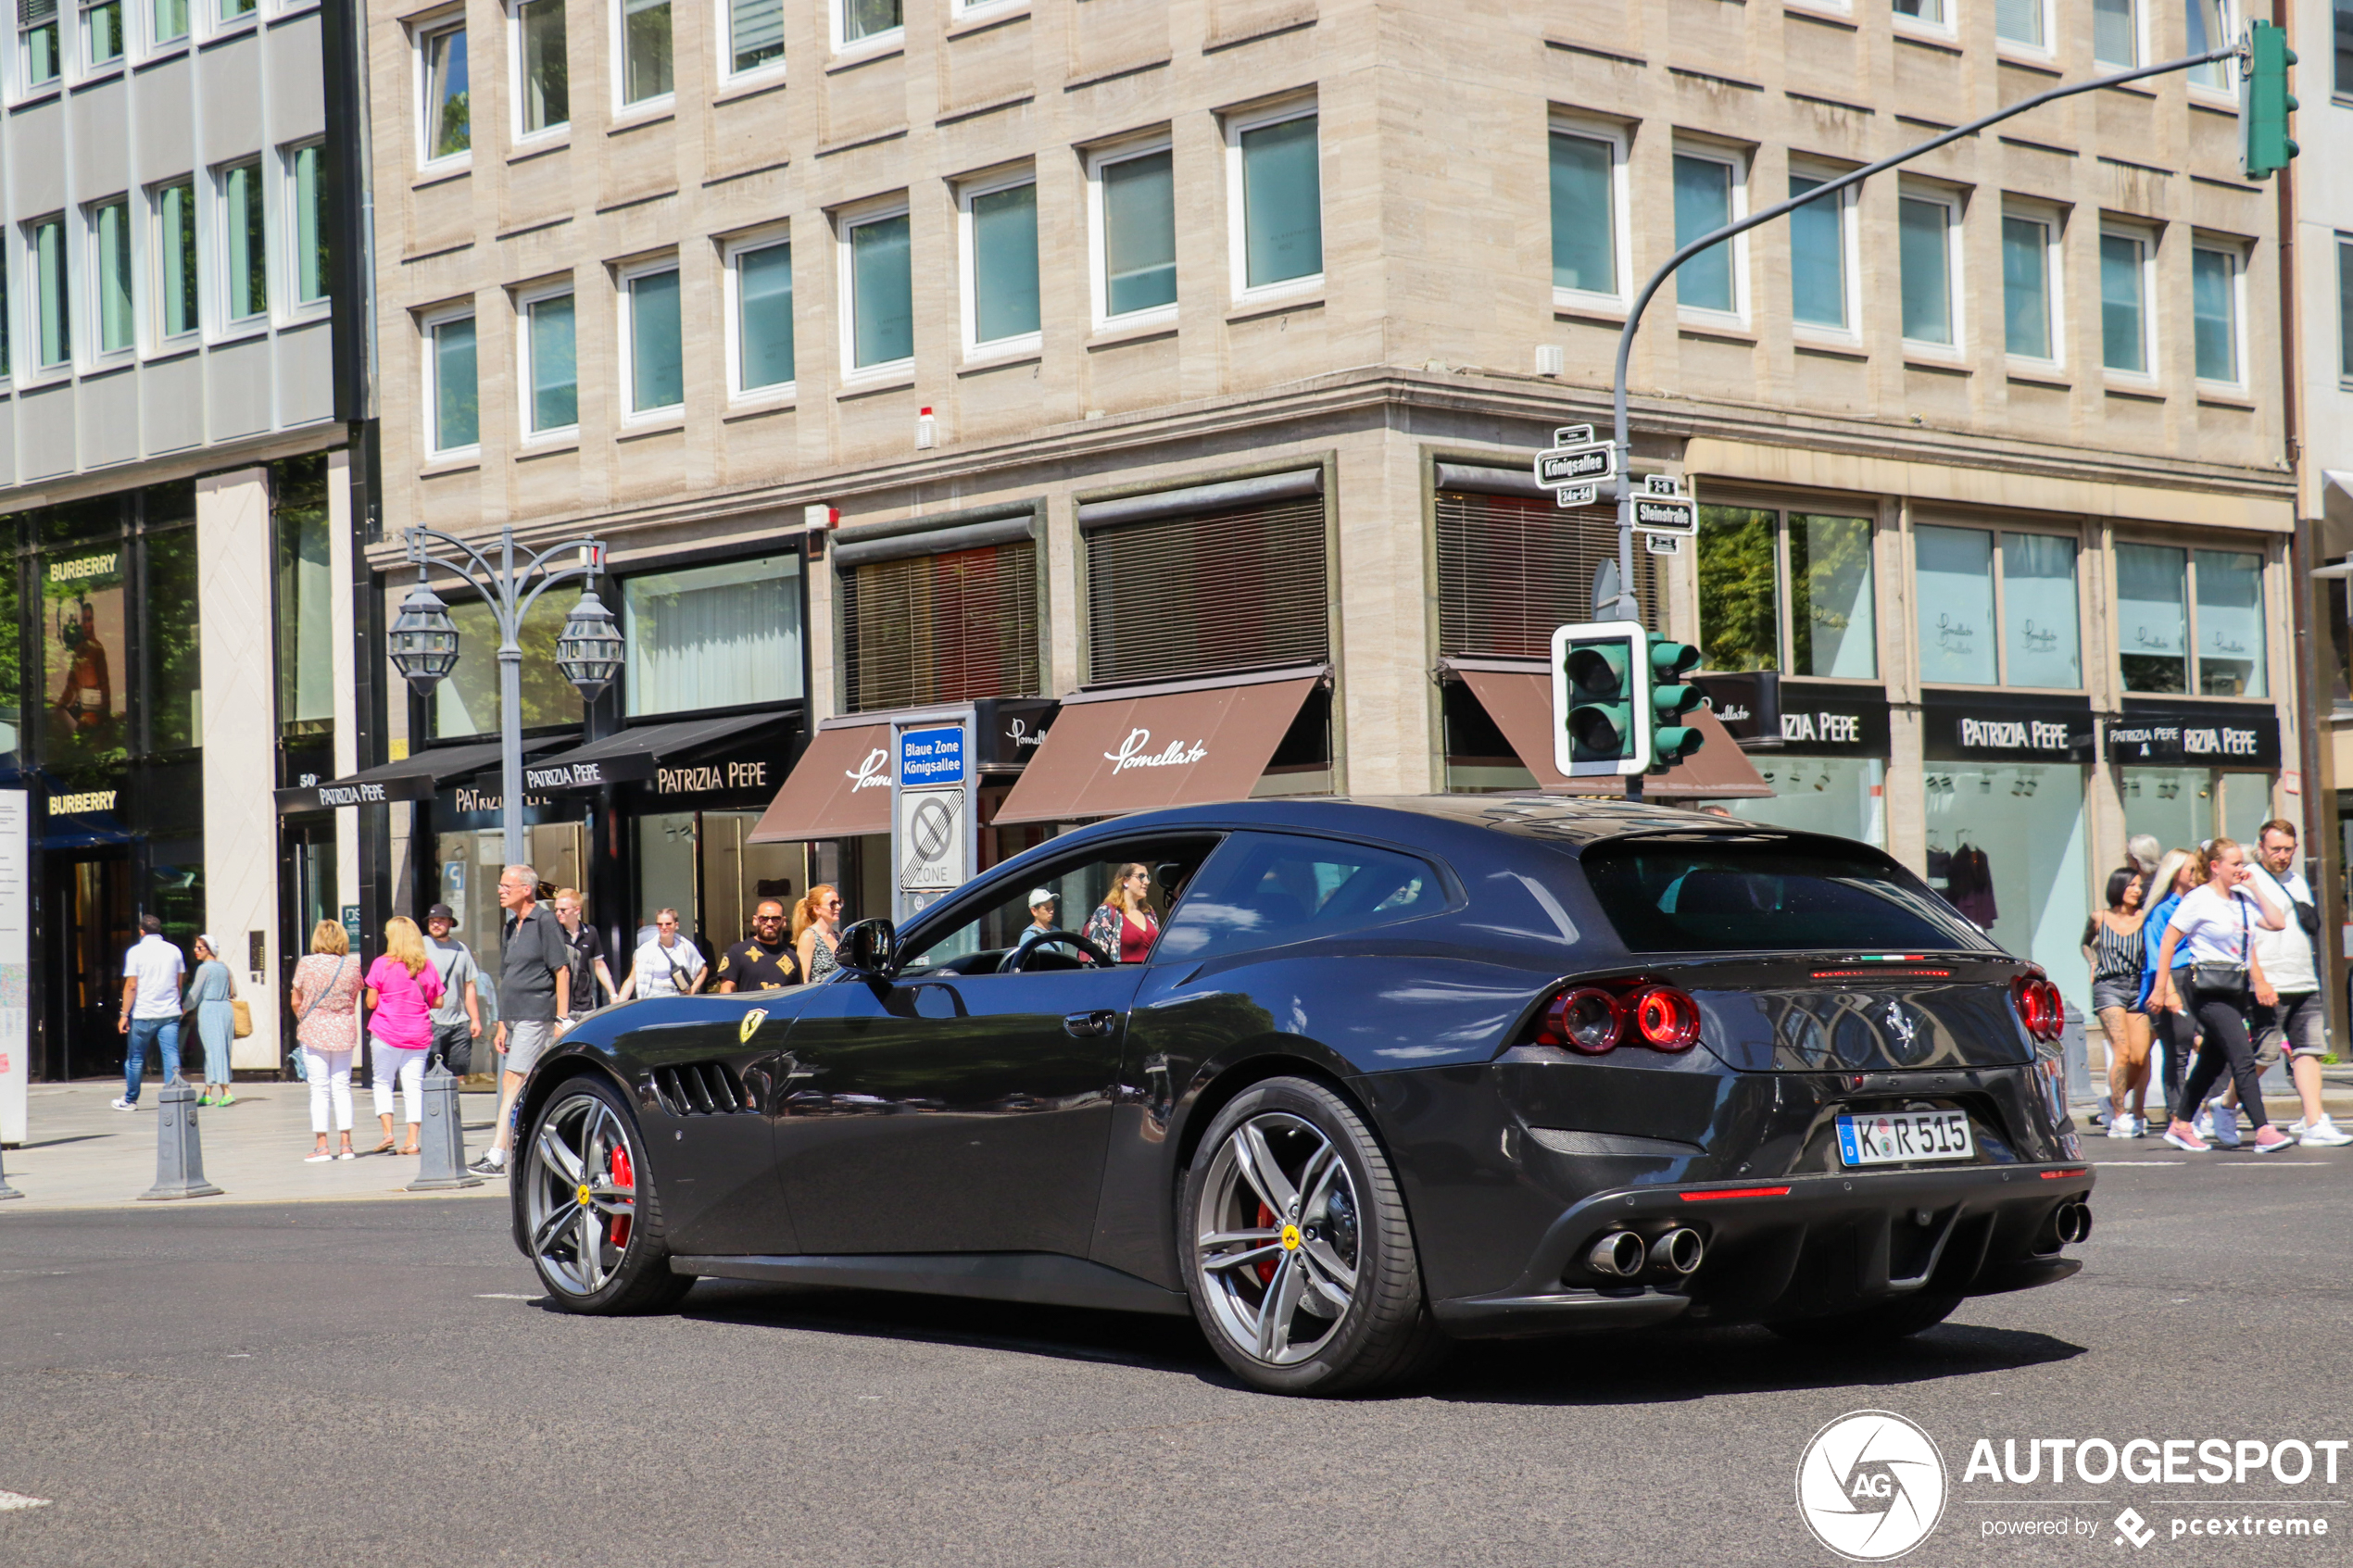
[1434,489,1657,659]
[844,539,1038,712]
[20,0,55,26]
[729,0,780,61]
[1087,498,1327,684]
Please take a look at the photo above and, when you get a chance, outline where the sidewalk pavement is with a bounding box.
[1,1081,513,1211]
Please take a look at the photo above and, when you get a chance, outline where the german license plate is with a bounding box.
[1836,1110,1974,1167]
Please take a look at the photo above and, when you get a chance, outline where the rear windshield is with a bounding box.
[1580,838,1996,954]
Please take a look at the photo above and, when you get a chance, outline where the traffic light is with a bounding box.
[1648,635,1706,771]
[1551,621,1649,778]
[2243,20,2298,180]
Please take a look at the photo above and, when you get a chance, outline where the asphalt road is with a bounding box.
[3,1147,2349,1568]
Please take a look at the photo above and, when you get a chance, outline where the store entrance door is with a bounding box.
[44,850,133,1081]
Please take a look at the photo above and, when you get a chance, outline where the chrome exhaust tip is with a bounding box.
[1587,1230,1646,1278]
[1648,1226,1704,1277]
[2055,1202,2092,1245]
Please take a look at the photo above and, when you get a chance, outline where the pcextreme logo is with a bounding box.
[1797,1411,1948,1562]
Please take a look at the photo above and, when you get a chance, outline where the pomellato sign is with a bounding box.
[1103,728,1208,775]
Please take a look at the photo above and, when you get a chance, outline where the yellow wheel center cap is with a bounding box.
[576,1184,594,1208]
[1280,1223,1302,1251]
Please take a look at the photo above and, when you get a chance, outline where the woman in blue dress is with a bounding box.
[186,935,238,1107]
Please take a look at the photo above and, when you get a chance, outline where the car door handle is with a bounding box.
[1063,1010,1118,1038]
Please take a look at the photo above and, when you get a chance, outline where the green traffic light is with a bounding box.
[1564,636,1639,764]
[1648,638,1701,682]
[1569,702,1634,759]
[2244,20,2298,180]
[1652,725,1704,768]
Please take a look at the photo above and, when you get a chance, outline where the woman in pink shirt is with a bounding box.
[364,916,446,1155]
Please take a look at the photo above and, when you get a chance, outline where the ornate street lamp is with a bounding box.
[555,590,624,700]
[388,528,615,863]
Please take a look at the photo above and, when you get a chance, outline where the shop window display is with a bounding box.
[2120,769,2273,857]
[42,542,128,768]
[1725,756,1885,847]
[700,809,805,950]
[622,554,803,717]
[1695,506,1876,678]
[1920,763,2090,1009]
[1914,523,2082,689]
[434,822,585,1024]
[2115,544,2267,697]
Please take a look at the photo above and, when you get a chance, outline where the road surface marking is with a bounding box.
[0,1492,53,1512]
[476,1293,542,1301]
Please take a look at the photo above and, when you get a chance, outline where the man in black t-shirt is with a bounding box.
[716,899,800,991]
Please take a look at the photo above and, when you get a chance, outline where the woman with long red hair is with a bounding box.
[794,884,844,981]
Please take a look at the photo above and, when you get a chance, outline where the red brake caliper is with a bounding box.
[1254,1201,1277,1286]
[608,1144,634,1250]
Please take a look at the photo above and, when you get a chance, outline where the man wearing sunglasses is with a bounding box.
[716,899,800,992]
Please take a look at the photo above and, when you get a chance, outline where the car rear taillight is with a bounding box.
[1630,985,1702,1052]
[2011,974,2065,1043]
[1537,980,1703,1055]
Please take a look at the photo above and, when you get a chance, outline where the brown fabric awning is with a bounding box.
[1454,666,1773,799]
[992,672,1321,825]
[746,721,895,843]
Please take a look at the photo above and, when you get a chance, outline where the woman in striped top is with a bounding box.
[2082,865,2151,1138]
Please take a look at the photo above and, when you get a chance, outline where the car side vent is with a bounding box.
[652,1061,756,1116]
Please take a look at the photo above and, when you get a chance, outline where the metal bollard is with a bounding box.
[0,1136,21,1199]
[408,1061,482,1192]
[139,1077,223,1200]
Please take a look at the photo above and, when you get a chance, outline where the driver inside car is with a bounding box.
[1011,889,1076,967]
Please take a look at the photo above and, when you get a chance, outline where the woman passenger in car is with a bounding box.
[1083,863,1160,963]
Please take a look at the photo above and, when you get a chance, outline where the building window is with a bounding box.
[1995,0,2046,47]
[274,453,333,734]
[151,0,183,43]
[1436,489,1658,657]
[1091,142,1175,323]
[29,216,67,368]
[2001,211,2056,360]
[1671,149,1739,316]
[1893,0,1947,27]
[724,0,779,75]
[1231,107,1322,295]
[424,308,478,455]
[1913,524,2082,689]
[514,0,567,135]
[2338,0,2353,99]
[622,553,804,715]
[962,174,1038,353]
[2190,243,2239,383]
[1898,189,1957,347]
[220,0,251,19]
[420,20,469,165]
[1788,172,1851,332]
[1697,507,1877,679]
[219,158,265,322]
[844,539,1037,711]
[2095,0,2137,66]
[153,179,196,337]
[90,196,132,354]
[431,590,582,737]
[621,260,682,415]
[727,234,792,394]
[2340,237,2353,381]
[838,0,899,50]
[1550,126,1622,303]
[1088,495,1327,684]
[619,0,672,107]
[21,0,58,87]
[520,286,577,435]
[2099,228,2151,375]
[2186,0,2232,89]
[82,0,120,64]
[844,207,912,371]
[2116,544,2267,697]
[0,252,11,376]
[287,142,327,306]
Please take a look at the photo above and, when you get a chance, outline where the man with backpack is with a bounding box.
[422,903,482,1076]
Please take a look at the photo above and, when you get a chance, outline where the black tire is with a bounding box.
[520,1076,695,1315]
[1766,1292,1961,1347]
[1179,1076,1441,1396]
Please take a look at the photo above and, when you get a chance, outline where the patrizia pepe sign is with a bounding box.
[2105,702,2282,771]
[1103,729,1208,775]
[1920,692,2095,764]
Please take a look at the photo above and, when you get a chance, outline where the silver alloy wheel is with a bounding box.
[1193,1110,1362,1365]
[523,1091,639,1298]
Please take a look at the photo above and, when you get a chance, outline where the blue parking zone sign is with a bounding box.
[898,726,967,787]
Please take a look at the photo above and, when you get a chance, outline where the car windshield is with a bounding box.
[1580,837,1995,954]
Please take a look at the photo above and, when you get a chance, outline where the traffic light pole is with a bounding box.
[1601,40,2244,629]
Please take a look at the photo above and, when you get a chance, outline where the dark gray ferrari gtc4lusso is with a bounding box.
[509,796,2092,1395]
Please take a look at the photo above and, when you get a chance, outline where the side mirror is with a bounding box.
[837,918,899,978]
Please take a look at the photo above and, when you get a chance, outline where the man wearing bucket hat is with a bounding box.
[422,902,482,1076]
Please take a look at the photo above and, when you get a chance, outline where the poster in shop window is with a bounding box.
[42,547,128,768]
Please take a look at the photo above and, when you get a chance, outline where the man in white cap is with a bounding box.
[1012,888,1060,964]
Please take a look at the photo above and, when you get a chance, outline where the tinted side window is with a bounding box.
[900,838,1219,973]
[1158,833,1444,963]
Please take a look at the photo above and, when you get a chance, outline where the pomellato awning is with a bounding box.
[271,738,565,814]
[745,721,895,843]
[1442,659,1773,799]
[990,666,1326,826]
